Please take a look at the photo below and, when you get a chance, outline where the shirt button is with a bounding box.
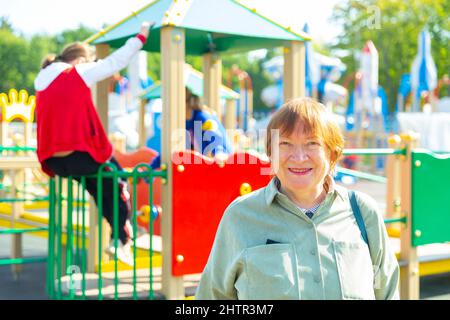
[310,249,316,256]
[314,276,321,283]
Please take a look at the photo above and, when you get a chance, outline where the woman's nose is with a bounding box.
[289,145,309,161]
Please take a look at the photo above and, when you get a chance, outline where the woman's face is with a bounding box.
[274,122,331,196]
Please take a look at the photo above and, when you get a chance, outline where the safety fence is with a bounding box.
[0,145,48,275]
[46,163,166,300]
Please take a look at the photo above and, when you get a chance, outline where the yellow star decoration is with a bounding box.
[0,89,36,123]
[201,119,218,132]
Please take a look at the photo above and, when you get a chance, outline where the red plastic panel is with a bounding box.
[172,151,272,276]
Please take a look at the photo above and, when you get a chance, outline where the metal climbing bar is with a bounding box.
[384,217,407,224]
[343,148,406,156]
[0,146,37,152]
[0,227,48,235]
[0,197,49,203]
[336,167,387,183]
[0,257,47,266]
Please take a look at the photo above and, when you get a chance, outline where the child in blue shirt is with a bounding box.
[150,88,233,169]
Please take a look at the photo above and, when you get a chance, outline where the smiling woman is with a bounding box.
[196,97,400,300]
[266,98,344,209]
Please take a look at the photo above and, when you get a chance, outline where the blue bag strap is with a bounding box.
[348,190,370,248]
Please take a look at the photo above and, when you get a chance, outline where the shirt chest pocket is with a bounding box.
[333,241,375,300]
[240,243,300,300]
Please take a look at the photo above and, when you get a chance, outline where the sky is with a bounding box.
[0,0,342,44]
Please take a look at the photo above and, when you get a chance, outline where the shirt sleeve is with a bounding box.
[76,37,144,87]
[195,204,244,300]
[356,191,400,300]
[150,154,161,170]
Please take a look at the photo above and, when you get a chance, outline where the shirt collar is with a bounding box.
[264,175,346,206]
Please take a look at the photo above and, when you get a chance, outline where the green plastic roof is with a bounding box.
[87,0,310,55]
[141,64,239,100]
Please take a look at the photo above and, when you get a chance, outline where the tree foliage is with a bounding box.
[0,20,96,95]
[329,0,449,111]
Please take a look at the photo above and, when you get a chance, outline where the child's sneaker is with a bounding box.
[106,241,134,266]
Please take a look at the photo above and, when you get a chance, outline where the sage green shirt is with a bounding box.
[195,178,400,300]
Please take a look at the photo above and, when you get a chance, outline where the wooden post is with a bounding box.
[246,89,253,130]
[386,135,402,220]
[203,53,222,119]
[10,169,23,279]
[94,44,110,132]
[0,121,8,156]
[0,122,7,199]
[283,41,306,101]
[87,198,111,273]
[399,133,419,300]
[139,99,147,148]
[225,99,237,148]
[225,99,237,131]
[238,90,245,129]
[161,26,186,300]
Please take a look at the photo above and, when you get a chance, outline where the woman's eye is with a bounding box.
[280,141,291,146]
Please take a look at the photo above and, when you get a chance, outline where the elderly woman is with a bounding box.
[195,98,399,300]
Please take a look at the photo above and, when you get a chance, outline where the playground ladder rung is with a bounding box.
[0,227,48,235]
[0,256,47,266]
[384,217,407,224]
[0,197,49,203]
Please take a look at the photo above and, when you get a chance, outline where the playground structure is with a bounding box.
[0,89,48,278]
[1,0,449,301]
[44,135,450,300]
[141,63,241,153]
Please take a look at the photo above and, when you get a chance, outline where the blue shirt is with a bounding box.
[150,109,233,169]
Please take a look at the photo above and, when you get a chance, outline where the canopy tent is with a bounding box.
[86,0,309,55]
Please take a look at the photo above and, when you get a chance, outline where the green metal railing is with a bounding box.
[0,225,48,266]
[333,148,403,184]
[336,167,387,184]
[0,146,37,152]
[47,164,166,300]
[0,145,48,268]
[384,217,407,224]
[0,195,49,267]
[343,148,406,156]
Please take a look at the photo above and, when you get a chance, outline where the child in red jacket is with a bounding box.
[35,22,153,265]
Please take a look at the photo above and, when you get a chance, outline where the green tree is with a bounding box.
[0,21,98,95]
[329,0,449,111]
[0,27,31,93]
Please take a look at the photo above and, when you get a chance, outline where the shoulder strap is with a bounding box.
[348,190,370,248]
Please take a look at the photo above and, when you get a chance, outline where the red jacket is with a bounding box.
[36,67,112,176]
[34,35,146,177]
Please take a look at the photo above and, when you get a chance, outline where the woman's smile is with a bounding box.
[287,167,313,175]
